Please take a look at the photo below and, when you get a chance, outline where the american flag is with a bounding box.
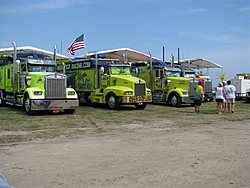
[67,34,85,55]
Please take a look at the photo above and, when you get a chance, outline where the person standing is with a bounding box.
[194,81,204,113]
[222,81,227,110]
[225,80,236,113]
[215,82,226,114]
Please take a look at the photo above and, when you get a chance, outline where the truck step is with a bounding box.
[6,102,23,107]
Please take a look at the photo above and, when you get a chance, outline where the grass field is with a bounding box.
[1,100,250,146]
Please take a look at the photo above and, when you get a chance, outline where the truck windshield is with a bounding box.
[110,66,131,75]
[17,53,52,60]
[184,72,196,78]
[28,64,55,72]
[165,70,180,77]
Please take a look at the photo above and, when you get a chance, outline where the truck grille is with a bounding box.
[135,82,146,96]
[189,81,197,97]
[45,73,66,99]
[204,80,212,93]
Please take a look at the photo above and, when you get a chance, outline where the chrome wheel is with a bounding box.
[106,93,120,110]
[24,95,33,115]
[169,93,181,107]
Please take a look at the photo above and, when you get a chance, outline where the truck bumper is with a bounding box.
[181,95,194,104]
[30,99,79,110]
[122,96,152,103]
[204,92,214,101]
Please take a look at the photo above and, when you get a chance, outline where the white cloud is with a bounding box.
[149,37,171,42]
[0,40,12,47]
[177,30,247,44]
[187,7,206,13]
[237,6,250,12]
[1,0,92,13]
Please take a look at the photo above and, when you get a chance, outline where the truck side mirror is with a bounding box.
[100,66,104,75]
[62,63,66,74]
[166,79,171,86]
[26,76,32,81]
[135,67,139,77]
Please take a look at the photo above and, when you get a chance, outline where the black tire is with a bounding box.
[246,98,250,103]
[78,93,91,104]
[24,94,33,115]
[135,103,147,110]
[64,109,75,114]
[106,93,120,110]
[169,93,181,107]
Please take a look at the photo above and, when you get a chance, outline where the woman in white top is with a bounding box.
[215,82,226,114]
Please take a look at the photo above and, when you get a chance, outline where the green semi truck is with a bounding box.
[57,53,152,110]
[130,60,197,107]
[0,42,79,114]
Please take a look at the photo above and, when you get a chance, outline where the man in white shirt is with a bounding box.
[222,81,227,110]
[225,80,236,113]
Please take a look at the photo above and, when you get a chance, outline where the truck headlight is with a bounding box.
[147,90,151,95]
[182,91,188,95]
[123,91,133,95]
[34,91,42,95]
[68,91,76,95]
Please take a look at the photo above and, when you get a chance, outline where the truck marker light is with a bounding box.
[53,109,59,113]
[123,91,132,95]
[34,91,42,95]
[68,91,75,95]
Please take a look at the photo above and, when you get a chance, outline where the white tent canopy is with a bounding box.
[0,46,69,60]
[175,58,223,69]
[84,48,160,62]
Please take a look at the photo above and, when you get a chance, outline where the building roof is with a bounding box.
[0,46,69,60]
[175,58,223,69]
[85,48,160,62]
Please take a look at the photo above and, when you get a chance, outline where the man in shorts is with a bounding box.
[225,80,236,113]
[194,81,204,113]
[222,81,227,110]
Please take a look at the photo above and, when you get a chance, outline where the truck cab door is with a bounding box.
[100,66,109,88]
[154,69,162,90]
[5,64,13,92]
[154,69,166,90]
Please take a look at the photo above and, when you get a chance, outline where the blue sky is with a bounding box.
[0,0,249,85]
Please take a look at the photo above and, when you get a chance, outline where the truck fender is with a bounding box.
[168,91,181,107]
[22,89,33,105]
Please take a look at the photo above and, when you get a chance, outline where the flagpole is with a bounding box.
[84,33,86,57]
[61,42,62,59]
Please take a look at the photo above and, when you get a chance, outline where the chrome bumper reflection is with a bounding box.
[30,99,79,110]
[182,94,193,104]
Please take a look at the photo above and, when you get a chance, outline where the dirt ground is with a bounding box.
[0,120,250,188]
